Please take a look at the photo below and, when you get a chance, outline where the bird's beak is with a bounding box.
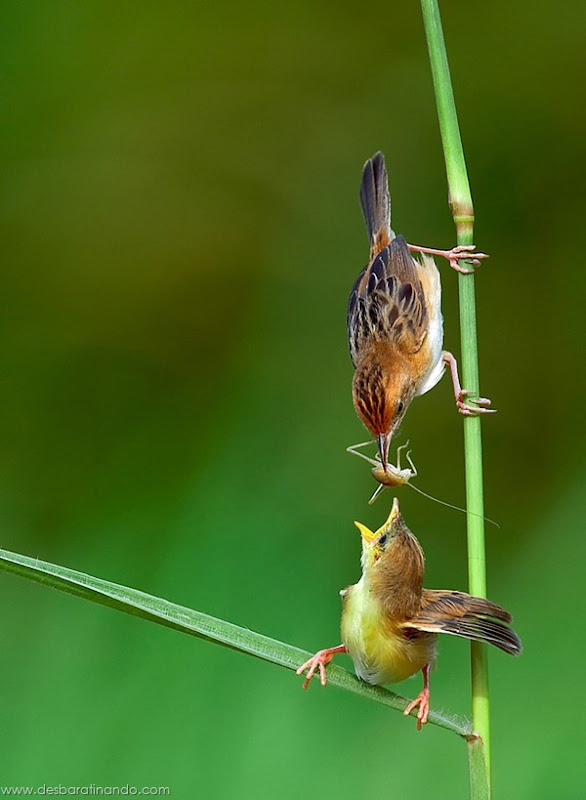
[354,520,376,543]
[377,432,391,472]
[385,496,401,525]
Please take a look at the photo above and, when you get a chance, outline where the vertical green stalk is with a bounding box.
[419,0,491,796]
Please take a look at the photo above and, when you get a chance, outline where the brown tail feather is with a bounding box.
[360,152,392,258]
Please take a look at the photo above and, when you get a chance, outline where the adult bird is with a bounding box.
[347,151,493,470]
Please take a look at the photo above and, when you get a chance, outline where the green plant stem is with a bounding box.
[420,0,491,794]
[0,547,472,738]
[467,736,490,800]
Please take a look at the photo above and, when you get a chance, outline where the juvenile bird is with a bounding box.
[347,152,493,470]
[296,498,521,729]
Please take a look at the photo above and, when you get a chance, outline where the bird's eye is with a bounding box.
[396,400,404,414]
[378,534,388,547]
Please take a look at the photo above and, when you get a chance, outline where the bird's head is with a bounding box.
[355,497,417,571]
[355,497,402,569]
[352,359,412,470]
[355,498,425,618]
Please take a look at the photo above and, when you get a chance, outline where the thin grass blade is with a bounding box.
[0,546,470,737]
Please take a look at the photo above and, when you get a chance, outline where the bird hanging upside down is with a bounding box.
[297,498,521,729]
[347,152,494,471]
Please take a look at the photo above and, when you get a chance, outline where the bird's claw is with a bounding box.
[296,649,335,690]
[404,689,431,731]
[447,245,489,274]
[457,390,497,416]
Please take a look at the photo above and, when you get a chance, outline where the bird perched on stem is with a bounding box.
[297,498,521,729]
[347,152,494,470]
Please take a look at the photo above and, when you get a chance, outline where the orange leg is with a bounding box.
[442,351,496,416]
[404,663,431,730]
[407,243,489,274]
[296,645,346,690]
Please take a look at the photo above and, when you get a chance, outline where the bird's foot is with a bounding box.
[296,645,345,690]
[456,390,497,416]
[443,352,497,416]
[444,244,489,273]
[408,243,489,274]
[456,389,496,416]
[404,688,431,731]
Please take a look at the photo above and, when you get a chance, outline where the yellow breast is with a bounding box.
[341,578,435,686]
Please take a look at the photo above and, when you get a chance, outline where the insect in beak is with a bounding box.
[377,432,391,472]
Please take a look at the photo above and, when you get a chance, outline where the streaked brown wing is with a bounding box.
[418,590,513,622]
[400,589,522,656]
[347,236,428,366]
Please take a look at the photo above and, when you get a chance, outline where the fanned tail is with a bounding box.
[360,152,394,259]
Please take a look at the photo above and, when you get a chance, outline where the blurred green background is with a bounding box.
[2,1,584,797]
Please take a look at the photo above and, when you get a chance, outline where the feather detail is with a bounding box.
[401,590,522,656]
[360,151,394,260]
[341,578,437,685]
[369,519,426,621]
[420,590,514,623]
[347,236,429,367]
[412,253,444,395]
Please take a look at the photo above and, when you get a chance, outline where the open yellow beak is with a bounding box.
[354,520,376,543]
[355,498,401,543]
[386,496,401,524]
